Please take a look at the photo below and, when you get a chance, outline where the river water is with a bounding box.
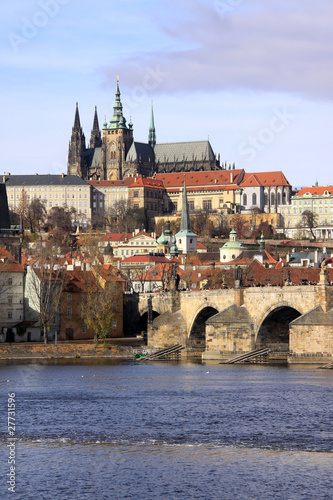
[0,360,332,499]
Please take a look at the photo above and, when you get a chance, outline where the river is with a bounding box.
[0,360,332,499]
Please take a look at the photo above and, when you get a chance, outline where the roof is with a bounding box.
[130,177,164,189]
[156,170,244,189]
[101,232,133,242]
[295,186,333,196]
[4,174,89,187]
[86,147,102,168]
[121,254,170,264]
[154,140,215,163]
[89,177,135,187]
[239,171,291,188]
[126,142,154,162]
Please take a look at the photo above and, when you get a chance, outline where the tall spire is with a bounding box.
[109,78,128,129]
[148,102,156,149]
[89,106,102,148]
[74,102,81,129]
[180,176,191,231]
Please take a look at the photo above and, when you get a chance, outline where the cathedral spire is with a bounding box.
[148,102,156,149]
[180,176,191,232]
[89,106,102,148]
[74,102,81,129]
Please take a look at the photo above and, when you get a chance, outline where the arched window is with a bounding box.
[264,193,268,206]
[252,193,257,206]
[277,192,281,206]
[271,192,275,206]
[243,194,247,206]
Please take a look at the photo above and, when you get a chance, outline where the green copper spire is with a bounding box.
[109,78,127,129]
[180,177,191,232]
[148,102,156,149]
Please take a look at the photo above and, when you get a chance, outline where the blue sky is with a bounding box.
[1,0,333,188]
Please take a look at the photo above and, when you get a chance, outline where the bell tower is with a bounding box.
[101,78,133,180]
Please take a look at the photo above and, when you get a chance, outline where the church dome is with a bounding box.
[157,230,168,246]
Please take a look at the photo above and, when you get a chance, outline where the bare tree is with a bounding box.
[25,249,67,343]
[299,210,318,240]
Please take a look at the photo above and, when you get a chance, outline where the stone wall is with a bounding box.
[290,306,333,360]
[0,342,134,360]
[148,310,187,349]
[203,305,254,360]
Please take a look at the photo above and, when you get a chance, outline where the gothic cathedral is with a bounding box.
[67,80,221,181]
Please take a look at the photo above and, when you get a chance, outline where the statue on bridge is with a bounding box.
[234,266,243,288]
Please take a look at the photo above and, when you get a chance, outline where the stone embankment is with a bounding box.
[0,339,140,361]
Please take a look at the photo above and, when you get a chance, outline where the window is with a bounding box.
[67,307,72,316]
[112,319,117,330]
[82,325,86,334]
[8,296,12,304]
[189,201,194,211]
[67,294,72,301]
[252,193,257,206]
[243,194,247,206]
[203,200,212,211]
[8,311,12,319]
[134,191,139,198]
[8,278,13,286]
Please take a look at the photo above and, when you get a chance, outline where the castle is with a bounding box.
[67,80,222,181]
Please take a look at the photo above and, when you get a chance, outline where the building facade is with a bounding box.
[279,186,333,239]
[4,174,92,224]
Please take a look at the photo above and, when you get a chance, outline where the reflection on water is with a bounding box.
[0,361,332,499]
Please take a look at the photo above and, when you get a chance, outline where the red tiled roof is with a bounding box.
[122,255,170,263]
[130,177,165,189]
[155,170,244,188]
[89,177,136,187]
[240,171,291,187]
[295,186,333,196]
[101,233,133,242]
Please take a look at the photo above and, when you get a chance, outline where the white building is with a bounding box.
[4,173,92,225]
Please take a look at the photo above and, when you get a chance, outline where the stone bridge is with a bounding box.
[124,281,333,362]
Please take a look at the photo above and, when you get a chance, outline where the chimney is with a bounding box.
[230,172,233,183]
[2,175,6,183]
[62,173,65,178]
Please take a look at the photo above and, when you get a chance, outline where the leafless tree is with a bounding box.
[299,210,318,240]
[25,248,67,343]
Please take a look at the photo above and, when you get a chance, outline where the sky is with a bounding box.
[1,0,333,189]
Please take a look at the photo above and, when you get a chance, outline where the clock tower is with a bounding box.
[101,79,133,180]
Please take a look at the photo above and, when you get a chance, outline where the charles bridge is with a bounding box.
[124,274,333,362]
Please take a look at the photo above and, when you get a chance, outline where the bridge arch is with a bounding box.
[137,309,160,335]
[188,304,219,352]
[255,303,302,351]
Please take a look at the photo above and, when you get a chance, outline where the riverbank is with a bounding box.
[0,338,143,361]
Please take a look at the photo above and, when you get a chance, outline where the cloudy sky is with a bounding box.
[1,0,333,188]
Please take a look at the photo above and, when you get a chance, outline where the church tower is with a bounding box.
[67,103,87,177]
[175,177,198,254]
[89,106,102,148]
[148,103,156,149]
[101,79,133,180]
